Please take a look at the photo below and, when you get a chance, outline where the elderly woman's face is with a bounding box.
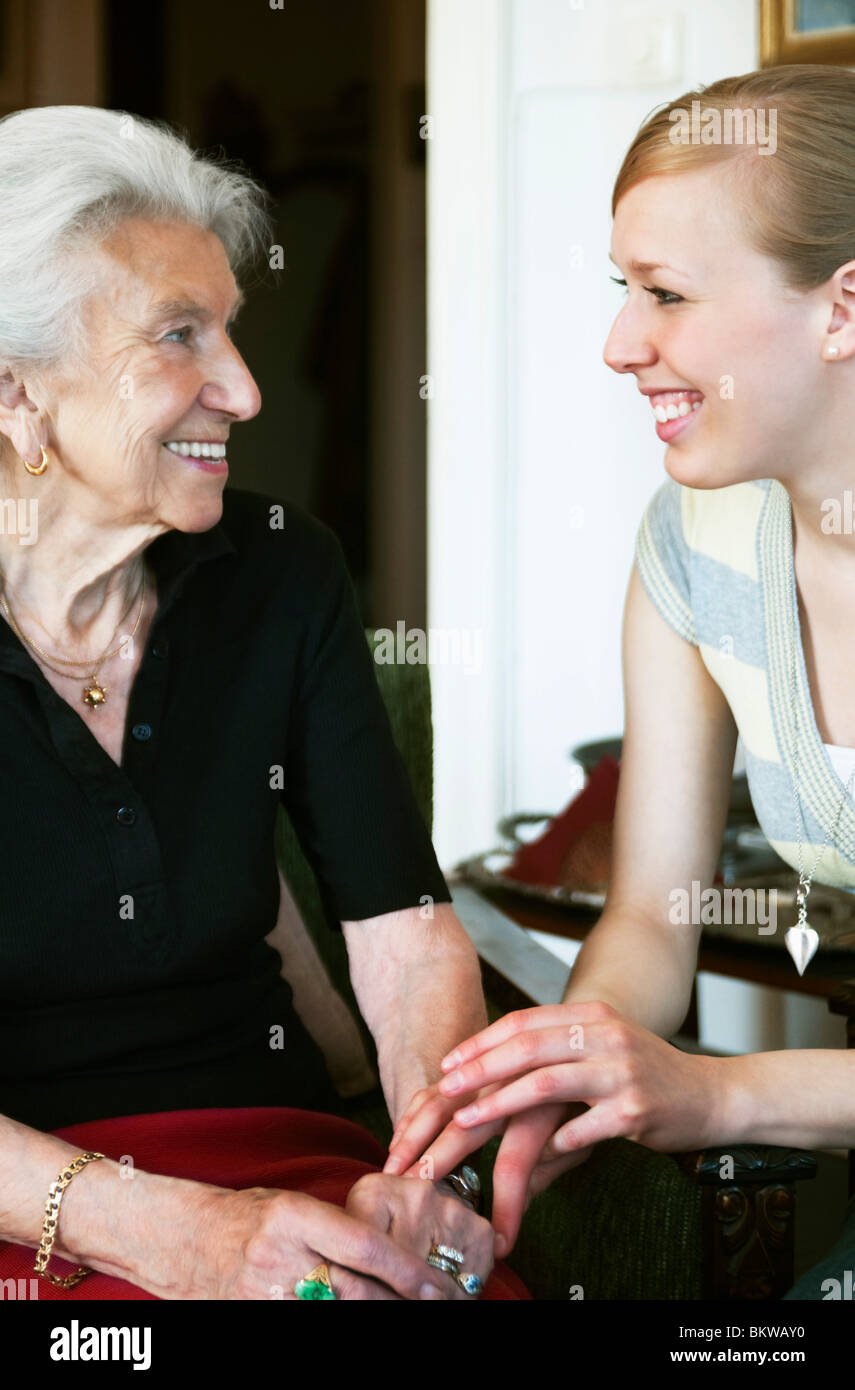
[50,217,261,530]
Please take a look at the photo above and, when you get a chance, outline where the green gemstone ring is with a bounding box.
[294,1262,337,1300]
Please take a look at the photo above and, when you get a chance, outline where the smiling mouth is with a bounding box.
[163,440,227,459]
[648,389,704,423]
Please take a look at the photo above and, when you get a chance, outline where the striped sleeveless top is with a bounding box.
[634,475,855,889]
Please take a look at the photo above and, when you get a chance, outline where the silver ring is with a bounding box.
[426,1252,460,1278]
[456,1270,483,1297]
[434,1244,464,1265]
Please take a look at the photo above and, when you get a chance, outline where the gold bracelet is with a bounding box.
[34,1151,106,1289]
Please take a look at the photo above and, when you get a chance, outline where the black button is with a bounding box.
[150,640,168,659]
[116,806,137,826]
[132,723,152,741]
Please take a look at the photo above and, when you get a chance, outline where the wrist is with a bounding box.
[55,1161,229,1297]
[699,1054,753,1147]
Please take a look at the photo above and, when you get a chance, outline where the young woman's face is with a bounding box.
[603,164,836,491]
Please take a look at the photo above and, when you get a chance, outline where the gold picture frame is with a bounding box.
[759,0,855,66]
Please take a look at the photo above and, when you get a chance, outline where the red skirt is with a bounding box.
[0,1106,528,1300]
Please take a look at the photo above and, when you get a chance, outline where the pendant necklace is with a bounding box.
[785,510,855,974]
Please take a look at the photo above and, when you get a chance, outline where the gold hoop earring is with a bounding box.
[23,445,48,476]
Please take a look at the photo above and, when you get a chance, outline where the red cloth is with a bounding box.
[502,755,620,889]
[0,1107,528,1301]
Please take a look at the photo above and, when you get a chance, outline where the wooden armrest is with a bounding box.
[450,881,568,1005]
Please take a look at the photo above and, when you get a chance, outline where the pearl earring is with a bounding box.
[827,344,841,357]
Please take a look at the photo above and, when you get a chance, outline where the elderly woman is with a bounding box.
[389,64,855,1301]
[0,105,522,1301]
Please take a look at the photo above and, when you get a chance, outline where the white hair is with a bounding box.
[0,105,272,374]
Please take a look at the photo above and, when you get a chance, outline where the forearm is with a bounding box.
[719,1049,855,1150]
[344,905,488,1124]
[561,906,698,1039]
[0,1111,216,1295]
[374,968,486,1126]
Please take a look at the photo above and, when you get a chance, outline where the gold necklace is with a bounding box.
[0,567,147,711]
[0,563,145,660]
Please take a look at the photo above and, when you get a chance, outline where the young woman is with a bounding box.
[386,63,855,1300]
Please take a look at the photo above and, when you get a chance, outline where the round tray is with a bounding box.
[456,849,855,955]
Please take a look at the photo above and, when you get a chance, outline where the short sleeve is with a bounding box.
[282,528,452,925]
[634,477,698,645]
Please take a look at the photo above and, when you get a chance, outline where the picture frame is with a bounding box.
[759,0,855,66]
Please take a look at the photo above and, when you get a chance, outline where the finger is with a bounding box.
[439,1008,579,1073]
[440,1002,616,1073]
[439,1203,496,1298]
[314,1203,457,1301]
[400,1114,506,1182]
[389,1088,432,1149]
[451,1062,608,1128]
[384,1092,461,1176]
[325,1261,403,1301]
[528,1145,592,1198]
[439,1024,597,1099]
[489,1106,563,1258]
[544,1102,624,1155]
[424,1214,493,1302]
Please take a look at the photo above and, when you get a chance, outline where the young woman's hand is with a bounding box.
[386,1001,727,1256]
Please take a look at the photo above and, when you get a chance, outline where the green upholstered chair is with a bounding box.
[272,629,818,1301]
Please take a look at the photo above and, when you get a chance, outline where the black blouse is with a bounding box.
[0,488,451,1131]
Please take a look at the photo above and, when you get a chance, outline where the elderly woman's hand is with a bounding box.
[344,1172,495,1298]
[139,1183,480,1301]
[385,1001,728,1257]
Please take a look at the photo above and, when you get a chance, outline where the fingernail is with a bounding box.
[420,1282,444,1300]
[440,1070,464,1094]
[455,1105,479,1124]
[384,1154,405,1175]
[442,1050,462,1071]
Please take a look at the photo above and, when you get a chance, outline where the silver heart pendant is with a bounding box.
[785,923,820,976]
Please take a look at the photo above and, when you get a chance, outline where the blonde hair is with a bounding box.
[612,64,855,294]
